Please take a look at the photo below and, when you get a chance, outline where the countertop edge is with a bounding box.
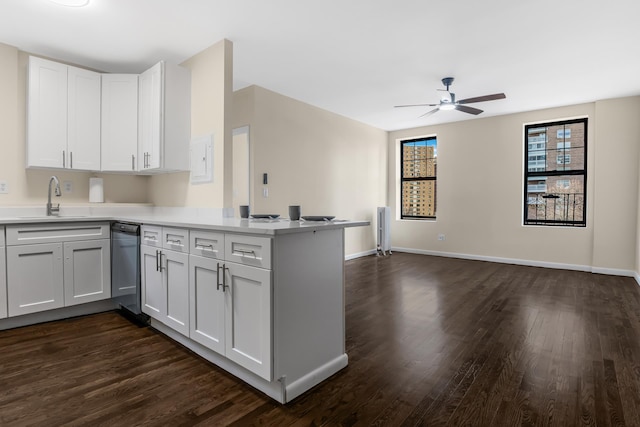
[0,215,370,235]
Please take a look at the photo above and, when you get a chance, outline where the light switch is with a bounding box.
[0,180,8,194]
[63,181,73,193]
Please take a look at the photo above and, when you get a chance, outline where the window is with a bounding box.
[524,118,587,226]
[401,136,437,219]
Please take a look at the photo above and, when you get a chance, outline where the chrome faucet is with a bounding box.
[47,175,61,216]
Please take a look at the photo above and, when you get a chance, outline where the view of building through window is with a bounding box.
[524,118,587,226]
[401,137,437,219]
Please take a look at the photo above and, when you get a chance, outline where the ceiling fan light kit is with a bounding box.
[395,76,506,119]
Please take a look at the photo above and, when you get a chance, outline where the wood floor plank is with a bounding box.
[1,253,640,426]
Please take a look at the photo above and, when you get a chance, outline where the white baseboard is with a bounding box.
[345,249,377,261]
[391,246,636,277]
[591,267,636,277]
[285,353,348,403]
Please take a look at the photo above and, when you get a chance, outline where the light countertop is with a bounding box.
[0,211,369,236]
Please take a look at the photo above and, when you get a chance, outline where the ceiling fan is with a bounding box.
[395,77,506,118]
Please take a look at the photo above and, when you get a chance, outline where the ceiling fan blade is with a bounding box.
[419,108,440,118]
[455,104,483,115]
[456,93,506,104]
[394,103,439,108]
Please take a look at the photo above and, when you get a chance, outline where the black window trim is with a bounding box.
[523,117,588,227]
[400,136,437,220]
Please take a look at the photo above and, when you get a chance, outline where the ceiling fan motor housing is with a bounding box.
[442,77,454,90]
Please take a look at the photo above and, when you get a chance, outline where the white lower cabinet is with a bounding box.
[5,223,111,317]
[63,239,111,306]
[188,231,272,381]
[223,261,272,381]
[141,235,189,336]
[189,254,225,354]
[7,243,64,316]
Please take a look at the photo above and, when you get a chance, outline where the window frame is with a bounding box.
[523,117,587,227]
[400,136,437,220]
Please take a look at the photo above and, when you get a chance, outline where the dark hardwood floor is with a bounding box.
[2,253,640,426]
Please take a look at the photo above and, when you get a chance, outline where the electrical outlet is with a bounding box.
[63,181,73,193]
[0,180,8,194]
[263,187,268,198]
[438,234,445,241]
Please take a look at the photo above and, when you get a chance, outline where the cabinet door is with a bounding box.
[67,66,101,171]
[63,239,111,306]
[0,247,6,319]
[101,74,139,172]
[224,262,272,381]
[189,255,225,354]
[7,243,64,316]
[138,62,163,171]
[141,244,164,321]
[27,56,67,168]
[164,250,189,336]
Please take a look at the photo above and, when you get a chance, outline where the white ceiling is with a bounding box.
[1,0,639,131]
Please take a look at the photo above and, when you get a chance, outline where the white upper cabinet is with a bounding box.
[101,74,139,172]
[27,57,67,168]
[138,61,191,173]
[27,56,101,170]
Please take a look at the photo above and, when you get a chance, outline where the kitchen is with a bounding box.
[0,35,380,404]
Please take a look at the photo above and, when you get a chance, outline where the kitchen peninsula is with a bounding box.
[0,209,368,403]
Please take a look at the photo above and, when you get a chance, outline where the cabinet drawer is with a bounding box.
[190,230,224,259]
[6,222,109,246]
[141,225,162,247]
[163,227,189,253]
[225,234,271,269]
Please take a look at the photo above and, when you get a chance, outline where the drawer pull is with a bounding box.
[167,239,182,245]
[196,243,214,250]
[234,248,257,258]
[145,235,157,241]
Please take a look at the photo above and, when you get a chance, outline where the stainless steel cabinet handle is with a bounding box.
[196,243,214,250]
[132,154,135,171]
[167,239,182,245]
[216,262,222,291]
[155,250,160,271]
[159,251,165,272]
[222,265,229,292]
[63,151,65,168]
[70,151,73,169]
[234,248,257,258]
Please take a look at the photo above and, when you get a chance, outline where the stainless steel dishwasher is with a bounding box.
[111,222,148,324]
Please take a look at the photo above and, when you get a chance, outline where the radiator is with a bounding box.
[377,206,391,256]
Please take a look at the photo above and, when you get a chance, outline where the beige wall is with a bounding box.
[592,97,640,272]
[148,39,233,208]
[233,86,388,256]
[0,43,149,206]
[389,97,640,272]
